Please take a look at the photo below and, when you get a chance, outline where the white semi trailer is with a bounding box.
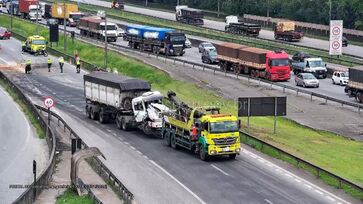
[84,71,169,135]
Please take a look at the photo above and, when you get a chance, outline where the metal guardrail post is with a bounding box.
[310,93,313,101]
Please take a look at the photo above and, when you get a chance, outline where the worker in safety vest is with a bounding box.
[76,59,81,73]
[59,57,64,73]
[47,58,52,72]
[25,59,31,74]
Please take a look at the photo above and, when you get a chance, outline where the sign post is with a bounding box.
[329,20,343,56]
[44,96,55,138]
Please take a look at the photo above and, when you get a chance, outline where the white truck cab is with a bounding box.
[225,15,238,25]
[28,5,42,21]
[175,5,188,19]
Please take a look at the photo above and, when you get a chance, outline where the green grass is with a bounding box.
[0,78,46,139]
[1,15,363,200]
[56,188,94,204]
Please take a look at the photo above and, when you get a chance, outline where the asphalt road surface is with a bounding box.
[0,57,48,203]
[0,36,356,204]
[79,0,363,57]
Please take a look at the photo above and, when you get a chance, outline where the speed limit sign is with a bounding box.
[44,96,55,109]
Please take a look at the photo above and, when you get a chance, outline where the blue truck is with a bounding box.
[124,25,186,56]
[6,1,20,16]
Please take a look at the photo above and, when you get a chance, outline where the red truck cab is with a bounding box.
[265,50,291,81]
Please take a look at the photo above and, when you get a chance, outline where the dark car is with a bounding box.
[292,51,311,62]
[201,49,218,64]
[342,36,348,47]
[0,27,12,40]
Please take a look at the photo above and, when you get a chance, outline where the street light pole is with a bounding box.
[329,0,332,22]
[177,0,179,6]
[10,0,13,30]
[63,2,67,52]
[145,0,148,7]
[267,0,270,18]
[104,13,108,69]
[36,0,39,35]
[217,0,220,18]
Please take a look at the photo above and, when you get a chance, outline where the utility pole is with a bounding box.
[145,0,148,7]
[329,0,332,22]
[36,0,39,34]
[177,0,179,6]
[217,0,220,17]
[10,0,13,30]
[104,13,108,69]
[267,0,270,17]
[63,2,67,52]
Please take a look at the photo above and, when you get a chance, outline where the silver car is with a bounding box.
[185,38,192,48]
[295,73,319,88]
[198,42,215,53]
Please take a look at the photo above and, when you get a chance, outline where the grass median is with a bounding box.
[1,15,362,199]
[56,188,94,204]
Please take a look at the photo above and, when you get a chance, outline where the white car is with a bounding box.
[185,38,192,48]
[332,71,349,86]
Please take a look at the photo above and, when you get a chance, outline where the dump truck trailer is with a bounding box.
[225,15,261,37]
[274,21,303,42]
[175,5,204,25]
[162,91,241,161]
[217,42,291,81]
[345,66,363,103]
[84,71,170,135]
[50,3,84,26]
[124,25,186,56]
[79,16,118,42]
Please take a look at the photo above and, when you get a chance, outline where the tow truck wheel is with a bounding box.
[116,115,122,129]
[90,108,98,120]
[199,145,208,161]
[121,117,129,131]
[170,132,177,149]
[164,129,171,146]
[229,154,237,160]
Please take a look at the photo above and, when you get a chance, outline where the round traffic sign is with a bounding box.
[332,26,341,36]
[44,96,55,109]
[331,41,341,50]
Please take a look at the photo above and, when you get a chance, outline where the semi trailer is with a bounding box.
[124,25,186,56]
[175,5,204,25]
[162,91,241,161]
[49,3,85,26]
[6,1,19,15]
[19,0,41,20]
[345,66,363,103]
[274,21,303,42]
[216,42,291,81]
[79,16,118,42]
[225,15,261,37]
[84,71,170,135]
[291,57,327,78]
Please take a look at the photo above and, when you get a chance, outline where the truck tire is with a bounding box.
[121,117,129,131]
[164,129,171,146]
[356,92,363,103]
[90,108,99,120]
[99,111,108,124]
[86,106,91,118]
[229,154,237,160]
[122,97,132,111]
[170,131,177,149]
[116,115,122,129]
[199,145,208,161]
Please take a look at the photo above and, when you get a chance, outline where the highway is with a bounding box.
[78,0,363,57]
[0,34,357,203]
[0,57,48,203]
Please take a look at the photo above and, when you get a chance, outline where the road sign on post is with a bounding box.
[44,96,55,138]
[329,20,343,55]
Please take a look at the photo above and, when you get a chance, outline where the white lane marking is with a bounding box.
[315,189,324,195]
[326,196,335,202]
[264,199,274,204]
[143,155,148,160]
[149,160,206,204]
[294,178,302,183]
[258,158,265,163]
[135,150,142,155]
[285,173,293,178]
[211,164,229,176]
[129,145,136,150]
[304,184,312,189]
[242,149,350,204]
[124,141,129,145]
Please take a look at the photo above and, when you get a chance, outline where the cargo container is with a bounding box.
[274,21,303,42]
[84,71,169,135]
[19,0,41,20]
[345,66,363,103]
[6,1,19,16]
[124,25,186,56]
[78,16,118,42]
[175,5,203,25]
[49,3,84,26]
[217,42,291,81]
[225,16,261,37]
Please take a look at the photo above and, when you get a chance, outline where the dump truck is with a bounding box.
[124,25,186,56]
[19,0,41,20]
[111,0,124,9]
[175,5,204,25]
[78,16,118,42]
[216,42,291,81]
[274,21,303,42]
[291,57,327,78]
[6,1,20,16]
[345,66,363,103]
[225,16,261,37]
[49,3,85,26]
[84,71,170,135]
[162,91,241,161]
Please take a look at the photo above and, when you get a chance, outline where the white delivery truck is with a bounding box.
[84,71,169,135]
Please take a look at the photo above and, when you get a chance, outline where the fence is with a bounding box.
[0,71,57,204]
[240,131,363,199]
[35,105,135,204]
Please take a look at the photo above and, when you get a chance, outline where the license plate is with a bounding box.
[319,75,323,78]
[223,147,230,152]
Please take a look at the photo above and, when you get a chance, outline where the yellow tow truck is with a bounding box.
[22,35,48,56]
[162,91,241,161]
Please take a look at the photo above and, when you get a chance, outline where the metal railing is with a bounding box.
[0,71,57,204]
[35,105,135,204]
[240,131,363,199]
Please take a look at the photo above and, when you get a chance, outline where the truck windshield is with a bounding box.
[271,59,289,66]
[210,121,239,133]
[32,40,46,45]
[101,25,116,30]
[308,60,324,68]
[170,35,186,42]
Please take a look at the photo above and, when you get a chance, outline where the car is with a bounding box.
[116,28,125,37]
[342,36,348,47]
[295,73,319,88]
[185,38,191,48]
[0,27,11,39]
[201,49,218,64]
[198,42,215,53]
[332,71,349,86]
[46,18,58,26]
[292,51,311,62]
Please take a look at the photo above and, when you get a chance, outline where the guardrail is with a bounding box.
[0,71,57,204]
[240,131,363,199]
[35,105,135,204]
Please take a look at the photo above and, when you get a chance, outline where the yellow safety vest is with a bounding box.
[25,60,31,65]
[76,60,80,65]
[59,58,64,63]
[47,58,52,64]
